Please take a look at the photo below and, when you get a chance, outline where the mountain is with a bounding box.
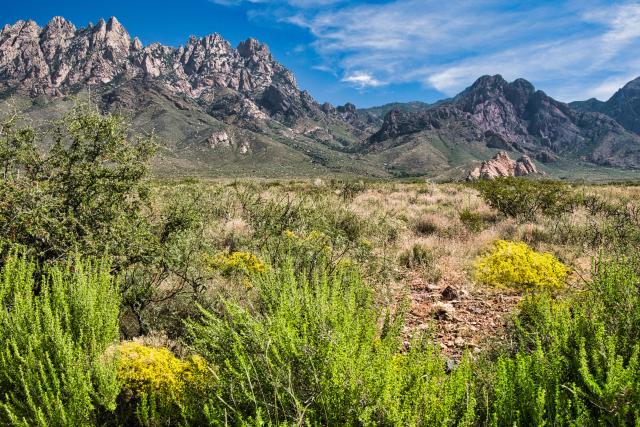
[367,75,640,174]
[0,16,380,177]
[571,77,640,136]
[1,17,639,179]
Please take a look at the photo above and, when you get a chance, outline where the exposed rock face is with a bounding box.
[207,131,232,149]
[0,17,317,121]
[467,151,539,180]
[369,75,640,168]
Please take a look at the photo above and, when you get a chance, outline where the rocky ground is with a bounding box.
[407,275,521,359]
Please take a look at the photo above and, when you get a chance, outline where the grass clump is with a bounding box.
[474,240,569,290]
[413,217,439,235]
[459,208,485,232]
[399,243,437,270]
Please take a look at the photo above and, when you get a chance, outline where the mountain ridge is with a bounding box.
[1,16,640,179]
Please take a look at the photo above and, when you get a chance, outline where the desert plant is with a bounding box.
[459,208,485,232]
[0,104,157,268]
[413,217,439,235]
[114,341,211,426]
[474,240,569,290]
[204,250,267,277]
[484,258,640,425]
[399,243,437,270]
[473,178,576,221]
[0,253,120,426]
[187,259,476,425]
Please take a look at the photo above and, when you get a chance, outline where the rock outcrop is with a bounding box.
[467,151,539,180]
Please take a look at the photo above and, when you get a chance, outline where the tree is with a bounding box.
[0,103,156,269]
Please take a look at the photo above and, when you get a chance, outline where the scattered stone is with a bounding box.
[441,285,459,301]
[454,337,465,348]
[432,302,455,320]
[445,358,458,373]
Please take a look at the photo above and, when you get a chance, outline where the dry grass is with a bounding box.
[146,179,636,355]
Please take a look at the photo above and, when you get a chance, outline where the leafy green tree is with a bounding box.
[0,104,156,269]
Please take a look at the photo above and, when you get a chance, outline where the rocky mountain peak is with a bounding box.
[237,38,271,60]
[0,16,305,106]
[572,75,640,136]
[44,16,75,32]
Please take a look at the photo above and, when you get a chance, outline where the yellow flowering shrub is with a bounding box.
[474,240,569,290]
[117,341,209,398]
[204,251,267,276]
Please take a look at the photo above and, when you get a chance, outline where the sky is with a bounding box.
[2,0,640,108]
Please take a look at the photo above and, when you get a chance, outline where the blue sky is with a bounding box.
[3,0,640,107]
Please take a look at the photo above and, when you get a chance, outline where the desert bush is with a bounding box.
[232,185,376,277]
[484,258,640,425]
[474,240,569,290]
[187,259,477,425]
[459,208,486,232]
[114,341,211,426]
[473,178,576,221]
[413,216,439,235]
[399,243,437,270]
[0,253,120,426]
[0,105,156,268]
[204,250,267,277]
[333,179,367,201]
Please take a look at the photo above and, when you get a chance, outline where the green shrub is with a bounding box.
[474,240,569,290]
[0,253,120,426]
[473,178,576,221]
[400,243,437,270]
[459,208,485,232]
[0,105,156,268]
[413,217,439,235]
[187,259,476,425]
[485,258,640,425]
[333,180,367,201]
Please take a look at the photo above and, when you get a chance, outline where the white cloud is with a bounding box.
[287,0,640,100]
[210,0,342,7]
[216,0,640,101]
[341,71,385,88]
[583,74,639,100]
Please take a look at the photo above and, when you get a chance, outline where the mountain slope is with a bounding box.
[0,16,382,177]
[1,17,639,179]
[571,77,640,136]
[367,75,640,173]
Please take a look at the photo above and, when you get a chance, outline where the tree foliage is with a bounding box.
[0,104,156,268]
